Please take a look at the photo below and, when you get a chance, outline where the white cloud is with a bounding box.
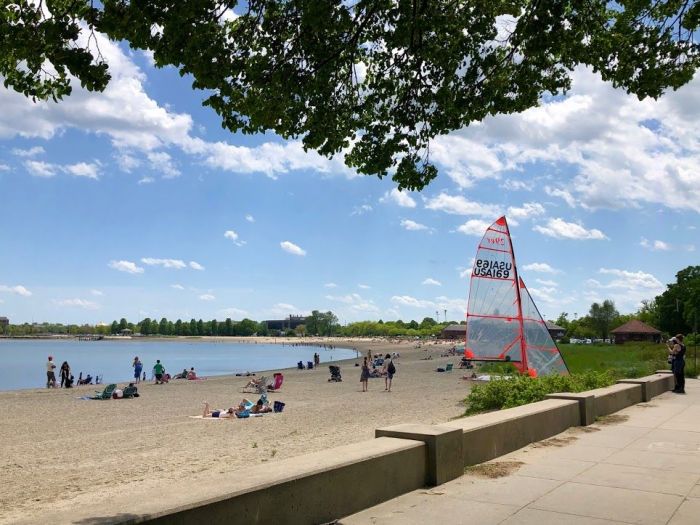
[584,268,665,312]
[501,179,533,191]
[535,279,558,287]
[24,160,57,177]
[597,268,664,291]
[137,176,155,185]
[0,285,32,297]
[0,164,9,171]
[640,238,671,251]
[116,152,141,172]
[224,230,246,246]
[326,293,362,304]
[245,214,255,223]
[545,187,578,208]
[380,188,417,208]
[24,159,99,179]
[108,260,144,274]
[280,241,306,256]
[64,162,99,179]
[507,202,545,221]
[267,303,302,317]
[90,289,104,296]
[391,295,436,308]
[523,262,559,273]
[358,284,371,290]
[189,261,205,271]
[351,204,373,216]
[12,146,45,157]
[324,283,338,288]
[425,193,502,217]
[422,278,442,286]
[54,298,99,310]
[170,284,185,290]
[147,151,180,178]
[199,294,216,301]
[325,293,379,313]
[533,218,607,240]
[455,219,491,236]
[400,219,429,231]
[141,257,187,269]
[220,307,248,318]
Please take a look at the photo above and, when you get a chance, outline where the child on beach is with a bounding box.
[153,360,165,384]
[360,357,370,392]
[132,357,143,384]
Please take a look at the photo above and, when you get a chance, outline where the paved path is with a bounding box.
[342,379,700,525]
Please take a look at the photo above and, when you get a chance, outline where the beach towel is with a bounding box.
[188,415,226,420]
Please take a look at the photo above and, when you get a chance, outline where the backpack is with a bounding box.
[388,360,396,374]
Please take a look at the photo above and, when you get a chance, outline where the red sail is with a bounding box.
[465,216,568,376]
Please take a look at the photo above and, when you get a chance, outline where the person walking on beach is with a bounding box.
[153,359,165,384]
[383,354,395,392]
[132,356,143,384]
[59,361,71,388]
[360,357,370,392]
[46,356,57,388]
[668,334,686,394]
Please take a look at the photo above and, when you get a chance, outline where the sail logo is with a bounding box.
[473,259,511,279]
[487,236,505,245]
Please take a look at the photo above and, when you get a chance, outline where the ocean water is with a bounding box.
[0,339,358,391]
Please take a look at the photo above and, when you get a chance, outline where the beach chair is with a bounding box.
[241,376,269,394]
[307,361,314,370]
[122,385,138,398]
[92,384,116,400]
[297,361,304,370]
[268,373,284,391]
[328,365,342,382]
[446,363,454,372]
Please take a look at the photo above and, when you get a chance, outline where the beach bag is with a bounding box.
[236,410,250,419]
[273,401,285,413]
[388,361,396,374]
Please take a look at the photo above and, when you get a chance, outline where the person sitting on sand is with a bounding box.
[174,369,189,379]
[187,367,197,380]
[250,399,273,414]
[202,402,236,418]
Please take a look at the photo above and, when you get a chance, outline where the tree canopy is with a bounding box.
[3,0,699,189]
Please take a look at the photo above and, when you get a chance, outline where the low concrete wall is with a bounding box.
[103,374,674,524]
[116,437,426,525]
[441,399,580,466]
[618,373,675,401]
[585,383,643,418]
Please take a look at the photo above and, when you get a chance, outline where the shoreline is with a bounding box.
[0,337,467,525]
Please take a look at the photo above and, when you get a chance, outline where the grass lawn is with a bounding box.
[560,342,698,377]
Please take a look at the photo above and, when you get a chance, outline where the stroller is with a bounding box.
[328,365,342,382]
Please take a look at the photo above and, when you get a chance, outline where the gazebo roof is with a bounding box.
[545,321,566,331]
[610,319,661,334]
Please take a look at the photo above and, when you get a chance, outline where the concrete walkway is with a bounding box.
[342,378,700,525]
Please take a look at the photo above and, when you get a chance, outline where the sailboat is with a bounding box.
[465,216,569,377]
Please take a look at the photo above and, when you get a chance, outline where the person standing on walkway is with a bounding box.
[669,334,686,394]
[59,361,71,388]
[132,356,143,384]
[46,356,57,388]
[153,359,165,384]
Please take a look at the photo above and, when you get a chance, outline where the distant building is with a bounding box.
[440,324,466,340]
[610,320,662,344]
[119,328,133,336]
[545,321,566,340]
[263,315,308,332]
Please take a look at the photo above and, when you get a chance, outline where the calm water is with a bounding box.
[0,339,357,391]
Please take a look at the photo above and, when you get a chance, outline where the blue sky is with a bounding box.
[1,35,698,326]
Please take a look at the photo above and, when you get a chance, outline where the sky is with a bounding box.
[1,32,699,326]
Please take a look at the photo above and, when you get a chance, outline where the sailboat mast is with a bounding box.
[504,217,529,373]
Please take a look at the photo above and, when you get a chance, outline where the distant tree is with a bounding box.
[174,319,183,336]
[636,300,660,329]
[210,319,218,336]
[140,318,151,336]
[224,318,234,336]
[408,320,419,329]
[118,318,128,331]
[589,300,619,339]
[656,266,700,335]
[555,312,570,330]
[197,319,205,336]
[159,317,169,335]
[420,317,437,330]
[235,318,258,336]
[110,321,119,334]
[257,321,269,336]
[190,319,198,336]
[295,324,306,337]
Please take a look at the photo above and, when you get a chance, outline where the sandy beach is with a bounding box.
[0,337,471,524]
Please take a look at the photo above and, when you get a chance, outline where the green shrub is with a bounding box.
[464,371,617,415]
